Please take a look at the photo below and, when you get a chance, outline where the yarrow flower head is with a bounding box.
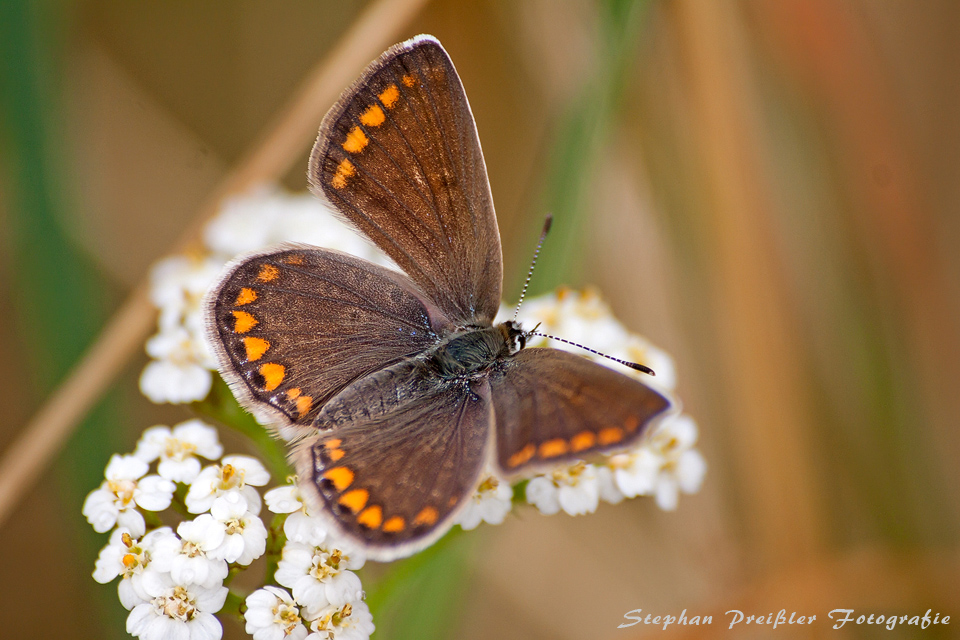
[244,587,309,640]
[134,419,224,483]
[185,454,270,515]
[93,527,181,610]
[126,580,228,640]
[526,462,601,516]
[275,541,366,619]
[265,477,329,547]
[140,254,224,404]
[162,516,230,589]
[456,473,514,530]
[305,601,375,640]
[83,455,175,537]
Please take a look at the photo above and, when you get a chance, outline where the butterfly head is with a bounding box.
[498,320,528,355]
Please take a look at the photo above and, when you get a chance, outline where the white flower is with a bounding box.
[185,455,270,515]
[148,255,224,328]
[141,254,223,405]
[83,455,175,536]
[140,328,214,404]
[457,474,513,530]
[642,415,707,511]
[595,466,625,505]
[93,527,181,610]
[275,542,365,619]
[134,420,224,483]
[203,188,389,268]
[526,462,600,516]
[606,449,660,499]
[265,480,328,546]
[304,601,375,640]
[204,492,268,565]
[126,580,227,640]
[245,586,309,640]
[599,415,706,510]
[154,515,230,589]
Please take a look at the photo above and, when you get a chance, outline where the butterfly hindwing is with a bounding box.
[308,35,503,325]
[294,360,492,560]
[488,349,677,477]
[206,245,450,431]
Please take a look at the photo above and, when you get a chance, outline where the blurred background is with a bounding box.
[1,0,958,638]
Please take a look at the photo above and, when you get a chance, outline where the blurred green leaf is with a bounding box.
[364,527,476,640]
[0,0,126,637]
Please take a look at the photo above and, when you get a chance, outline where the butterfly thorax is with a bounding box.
[429,321,525,379]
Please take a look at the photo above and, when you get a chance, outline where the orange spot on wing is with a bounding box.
[327,449,345,462]
[296,395,312,417]
[282,254,304,265]
[258,363,285,391]
[232,311,258,333]
[507,443,536,468]
[324,439,341,449]
[243,337,270,362]
[234,288,257,305]
[331,158,356,189]
[624,416,640,433]
[358,505,383,529]
[539,438,569,458]
[338,488,368,513]
[257,264,279,282]
[359,104,385,127]
[378,84,399,108]
[324,467,355,491]
[401,74,416,87]
[286,388,301,399]
[598,427,624,446]
[570,431,597,452]
[383,516,405,532]
[342,126,369,153]
[413,506,438,527]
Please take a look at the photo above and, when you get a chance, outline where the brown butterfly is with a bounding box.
[206,35,675,561]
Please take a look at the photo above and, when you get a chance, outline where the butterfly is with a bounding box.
[206,35,675,561]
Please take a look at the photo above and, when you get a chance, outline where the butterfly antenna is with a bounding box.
[527,330,657,376]
[513,214,553,321]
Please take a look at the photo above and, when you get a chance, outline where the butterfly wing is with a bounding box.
[488,349,677,477]
[308,35,502,325]
[205,245,450,432]
[294,360,492,561]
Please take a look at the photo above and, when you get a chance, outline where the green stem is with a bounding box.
[221,588,248,625]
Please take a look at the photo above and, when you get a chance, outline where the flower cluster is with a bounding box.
[110,185,706,639]
[83,419,374,640]
[247,479,374,640]
[140,187,391,404]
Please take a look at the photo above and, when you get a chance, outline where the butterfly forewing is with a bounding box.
[294,361,492,560]
[308,35,502,325]
[488,349,676,477]
[207,245,449,430]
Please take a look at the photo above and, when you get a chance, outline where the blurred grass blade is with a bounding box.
[533,0,651,292]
